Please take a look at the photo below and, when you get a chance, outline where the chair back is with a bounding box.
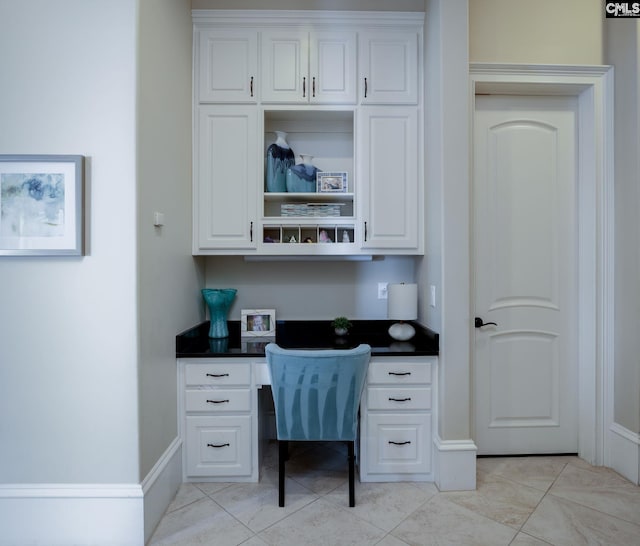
[265,343,371,441]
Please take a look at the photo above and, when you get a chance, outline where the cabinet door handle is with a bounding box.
[303,76,306,97]
[207,443,230,448]
[389,397,411,402]
[388,441,411,446]
[364,77,368,98]
[250,221,253,242]
[364,221,368,242]
[206,373,229,378]
[250,76,254,97]
[206,399,230,404]
[312,76,316,97]
[388,371,411,376]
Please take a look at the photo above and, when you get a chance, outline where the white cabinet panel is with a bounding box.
[366,387,432,411]
[365,413,431,474]
[185,389,252,412]
[310,32,357,104]
[367,361,432,384]
[261,31,308,103]
[185,362,251,386]
[185,415,252,477]
[195,105,258,252]
[358,107,420,251]
[261,30,356,104]
[197,29,257,103]
[359,31,418,104]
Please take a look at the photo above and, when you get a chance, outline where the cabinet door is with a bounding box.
[197,29,258,103]
[364,413,431,475]
[358,107,420,251]
[309,31,356,104]
[359,31,418,105]
[261,30,309,103]
[195,106,258,251]
[185,415,252,478]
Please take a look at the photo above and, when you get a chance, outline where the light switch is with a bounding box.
[430,285,436,307]
[153,212,165,227]
[378,282,388,299]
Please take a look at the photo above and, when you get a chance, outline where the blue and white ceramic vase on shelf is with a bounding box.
[266,131,295,193]
[286,154,320,193]
[201,288,237,339]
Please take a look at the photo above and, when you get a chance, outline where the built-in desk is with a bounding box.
[176,321,438,483]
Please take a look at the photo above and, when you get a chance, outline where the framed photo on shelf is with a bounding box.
[241,309,276,337]
[317,172,348,193]
[0,155,84,256]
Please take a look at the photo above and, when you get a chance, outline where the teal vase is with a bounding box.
[266,131,294,193]
[201,288,237,338]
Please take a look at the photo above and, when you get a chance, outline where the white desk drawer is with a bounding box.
[185,362,251,386]
[365,413,431,474]
[185,415,252,477]
[367,386,431,411]
[185,389,252,412]
[368,361,432,385]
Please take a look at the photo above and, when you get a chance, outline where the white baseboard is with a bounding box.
[434,436,477,491]
[142,437,183,544]
[608,422,640,485]
[0,483,143,546]
[0,438,183,546]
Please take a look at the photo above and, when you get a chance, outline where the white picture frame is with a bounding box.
[241,308,276,337]
[317,171,348,193]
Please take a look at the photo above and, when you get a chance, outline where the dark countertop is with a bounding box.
[176,320,439,358]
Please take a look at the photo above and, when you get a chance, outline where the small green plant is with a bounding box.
[331,316,352,330]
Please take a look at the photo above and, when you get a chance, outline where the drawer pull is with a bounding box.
[388,372,411,376]
[389,441,411,446]
[207,443,230,448]
[389,397,411,402]
[206,373,230,378]
[206,399,230,404]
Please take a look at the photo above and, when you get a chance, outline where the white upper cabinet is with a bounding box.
[192,11,424,256]
[194,105,258,252]
[261,30,356,104]
[359,31,419,105]
[197,29,258,103]
[358,107,421,251]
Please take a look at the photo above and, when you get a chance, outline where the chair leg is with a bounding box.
[348,440,355,507]
[278,440,287,507]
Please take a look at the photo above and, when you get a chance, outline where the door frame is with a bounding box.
[469,64,614,466]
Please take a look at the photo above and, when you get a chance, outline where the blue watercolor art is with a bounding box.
[1,172,65,237]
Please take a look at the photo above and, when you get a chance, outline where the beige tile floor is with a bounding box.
[149,442,640,545]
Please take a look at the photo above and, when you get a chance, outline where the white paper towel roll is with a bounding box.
[387,283,418,320]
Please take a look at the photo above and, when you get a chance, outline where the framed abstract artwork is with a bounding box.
[0,155,84,256]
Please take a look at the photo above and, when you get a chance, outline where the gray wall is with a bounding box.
[606,20,640,435]
[205,256,417,320]
[0,0,139,483]
[137,0,203,480]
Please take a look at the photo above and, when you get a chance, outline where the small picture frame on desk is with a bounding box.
[241,309,276,337]
[317,172,347,193]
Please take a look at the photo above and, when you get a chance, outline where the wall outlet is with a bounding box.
[378,282,388,299]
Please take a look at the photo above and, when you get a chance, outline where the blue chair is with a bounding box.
[265,343,371,507]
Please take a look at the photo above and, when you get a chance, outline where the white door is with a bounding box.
[473,95,579,455]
